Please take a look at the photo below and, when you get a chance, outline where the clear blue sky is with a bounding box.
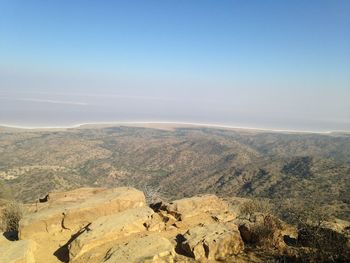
[0,0,349,130]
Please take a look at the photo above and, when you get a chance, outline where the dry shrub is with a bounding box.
[240,214,285,250]
[123,182,166,205]
[141,185,165,205]
[297,224,350,262]
[254,215,284,249]
[239,199,273,221]
[275,199,350,262]
[1,201,23,233]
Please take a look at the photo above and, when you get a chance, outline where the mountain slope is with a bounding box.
[0,125,349,220]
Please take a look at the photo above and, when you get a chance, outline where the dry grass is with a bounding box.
[239,199,273,221]
[141,185,165,205]
[1,201,23,233]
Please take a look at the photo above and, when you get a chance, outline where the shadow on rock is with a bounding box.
[53,223,91,263]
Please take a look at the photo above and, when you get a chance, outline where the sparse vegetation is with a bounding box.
[243,214,284,249]
[237,196,350,262]
[277,200,350,262]
[297,224,350,262]
[239,199,273,221]
[1,126,349,222]
[0,126,349,260]
[0,127,349,223]
[141,185,165,205]
[0,181,13,200]
[1,201,23,235]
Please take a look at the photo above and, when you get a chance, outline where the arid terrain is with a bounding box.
[1,187,349,263]
[1,124,350,262]
[0,124,349,221]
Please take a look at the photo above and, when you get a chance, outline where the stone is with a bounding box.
[212,211,236,223]
[0,239,37,263]
[69,206,154,261]
[181,223,244,261]
[162,195,231,221]
[18,187,146,263]
[158,210,177,225]
[144,213,166,232]
[103,234,175,263]
[0,234,9,245]
[20,187,146,239]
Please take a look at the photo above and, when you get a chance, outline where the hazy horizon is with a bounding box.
[1,1,349,131]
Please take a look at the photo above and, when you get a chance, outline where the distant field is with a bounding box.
[0,124,349,220]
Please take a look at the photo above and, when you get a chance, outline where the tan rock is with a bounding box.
[69,206,154,261]
[144,213,166,232]
[0,234,9,245]
[103,234,175,263]
[212,211,236,223]
[162,195,231,221]
[18,187,145,263]
[158,210,177,225]
[181,223,244,261]
[0,240,37,263]
[19,187,146,239]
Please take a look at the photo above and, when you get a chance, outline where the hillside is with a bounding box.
[0,125,349,221]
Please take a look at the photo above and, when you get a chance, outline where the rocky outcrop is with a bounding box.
[68,195,237,263]
[0,239,37,263]
[69,207,155,261]
[143,212,167,232]
[18,187,146,263]
[160,195,232,221]
[103,234,175,263]
[4,186,345,262]
[1,190,247,262]
[180,223,244,261]
[20,187,145,239]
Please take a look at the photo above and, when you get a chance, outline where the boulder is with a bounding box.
[161,195,232,221]
[181,223,244,261]
[19,187,146,239]
[103,234,175,263]
[18,187,145,263]
[0,239,37,263]
[69,206,154,261]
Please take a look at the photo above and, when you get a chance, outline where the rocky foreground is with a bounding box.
[0,187,349,263]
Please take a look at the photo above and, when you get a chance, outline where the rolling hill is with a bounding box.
[0,125,349,220]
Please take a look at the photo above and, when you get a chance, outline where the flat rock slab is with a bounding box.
[0,239,37,263]
[20,187,146,239]
[103,234,175,263]
[0,234,9,245]
[69,206,154,261]
[181,222,244,261]
[163,195,232,220]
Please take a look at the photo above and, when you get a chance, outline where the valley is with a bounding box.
[1,124,349,221]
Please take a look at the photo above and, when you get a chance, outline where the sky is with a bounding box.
[0,0,350,131]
